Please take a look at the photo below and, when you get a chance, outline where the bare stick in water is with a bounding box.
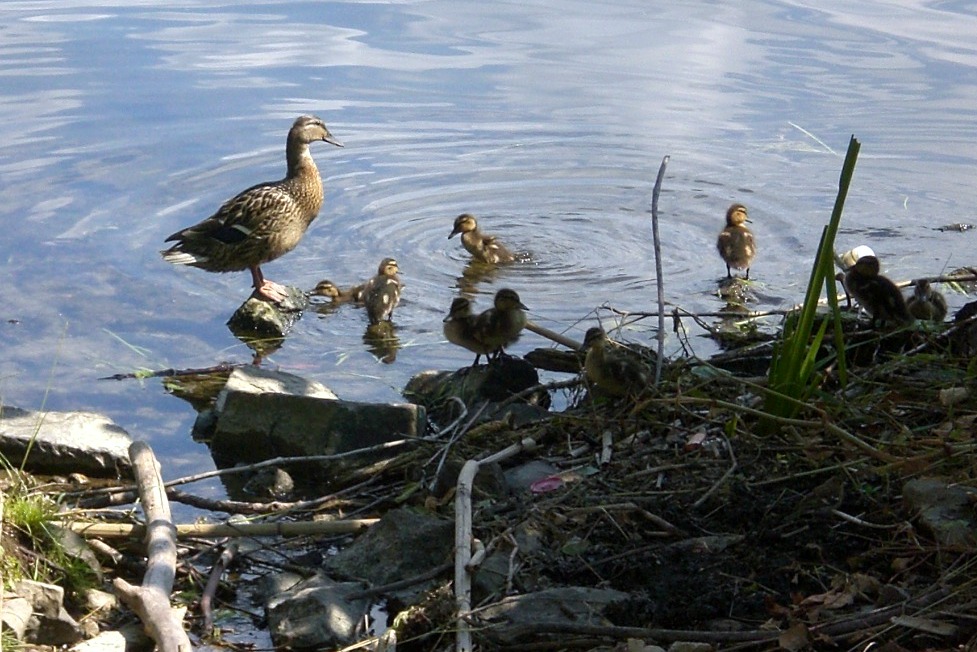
[651,155,670,383]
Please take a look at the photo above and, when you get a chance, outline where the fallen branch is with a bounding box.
[111,441,192,652]
[525,320,580,350]
[456,437,538,652]
[64,517,377,540]
[69,439,415,505]
[201,541,238,635]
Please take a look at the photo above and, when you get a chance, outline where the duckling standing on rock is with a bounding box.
[844,255,913,328]
[443,297,495,366]
[906,279,948,322]
[717,203,756,279]
[473,288,528,359]
[309,280,364,304]
[581,327,650,399]
[362,258,402,325]
[448,213,515,264]
[162,115,343,303]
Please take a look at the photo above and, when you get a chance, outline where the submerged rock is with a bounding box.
[0,407,132,478]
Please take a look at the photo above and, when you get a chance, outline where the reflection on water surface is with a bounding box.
[1,0,976,481]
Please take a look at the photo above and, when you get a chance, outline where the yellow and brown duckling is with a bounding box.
[472,288,528,359]
[162,115,343,302]
[309,279,365,304]
[448,213,515,264]
[443,297,495,366]
[716,203,756,279]
[843,255,913,328]
[906,279,948,322]
[362,257,402,325]
[581,327,650,398]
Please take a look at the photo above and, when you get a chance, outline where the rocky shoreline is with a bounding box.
[4,299,977,650]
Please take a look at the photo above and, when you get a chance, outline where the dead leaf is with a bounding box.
[778,622,809,651]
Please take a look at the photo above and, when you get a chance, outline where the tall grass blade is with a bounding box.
[764,136,860,421]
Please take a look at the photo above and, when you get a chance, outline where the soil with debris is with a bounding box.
[18,314,977,652]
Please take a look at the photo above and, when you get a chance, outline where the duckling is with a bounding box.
[362,258,402,325]
[162,115,343,303]
[906,279,948,322]
[716,203,756,279]
[581,327,650,398]
[309,280,364,304]
[843,255,913,328]
[472,288,528,359]
[443,297,495,366]
[448,213,515,264]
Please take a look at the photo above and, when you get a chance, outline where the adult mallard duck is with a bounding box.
[448,213,515,264]
[716,203,756,279]
[472,288,528,359]
[309,279,364,304]
[362,258,402,325]
[443,297,495,366]
[906,279,948,322]
[581,327,649,398]
[844,255,913,328]
[162,115,343,302]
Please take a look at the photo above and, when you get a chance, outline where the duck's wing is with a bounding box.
[165,182,294,245]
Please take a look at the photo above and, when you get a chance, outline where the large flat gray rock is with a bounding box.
[0,407,132,478]
[209,367,425,475]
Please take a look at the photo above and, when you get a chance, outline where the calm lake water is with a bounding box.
[2,0,976,486]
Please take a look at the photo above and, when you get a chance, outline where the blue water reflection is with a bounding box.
[1,0,976,480]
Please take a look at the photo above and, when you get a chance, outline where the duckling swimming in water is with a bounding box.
[448,213,515,264]
[581,327,650,398]
[906,279,948,322]
[443,297,495,366]
[844,255,913,328]
[362,258,402,325]
[716,203,756,279]
[309,279,364,304]
[472,288,528,359]
[162,115,343,302]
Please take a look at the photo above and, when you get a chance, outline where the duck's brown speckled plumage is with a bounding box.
[448,213,515,264]
[844,255,913,328]
[582,327,649,398]
[472,288,528,358]
[162,115,342,302]
[717,203,756,279]
[363,258,402,325]
[907,279,948,322]
[443,297,494,365]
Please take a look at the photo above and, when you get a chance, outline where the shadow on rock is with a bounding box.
[405,356,550,428]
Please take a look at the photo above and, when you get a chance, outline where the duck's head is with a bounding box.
[311,280,339,298]
[914,279,932,298]
[582,327,606,352]
[377,257,400,277]
[444,297,472,322]
[726,203,750,227]
[290,115,343,148]
[494,288,528,311]
[850,255,881,278]
[449,213,478,238]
